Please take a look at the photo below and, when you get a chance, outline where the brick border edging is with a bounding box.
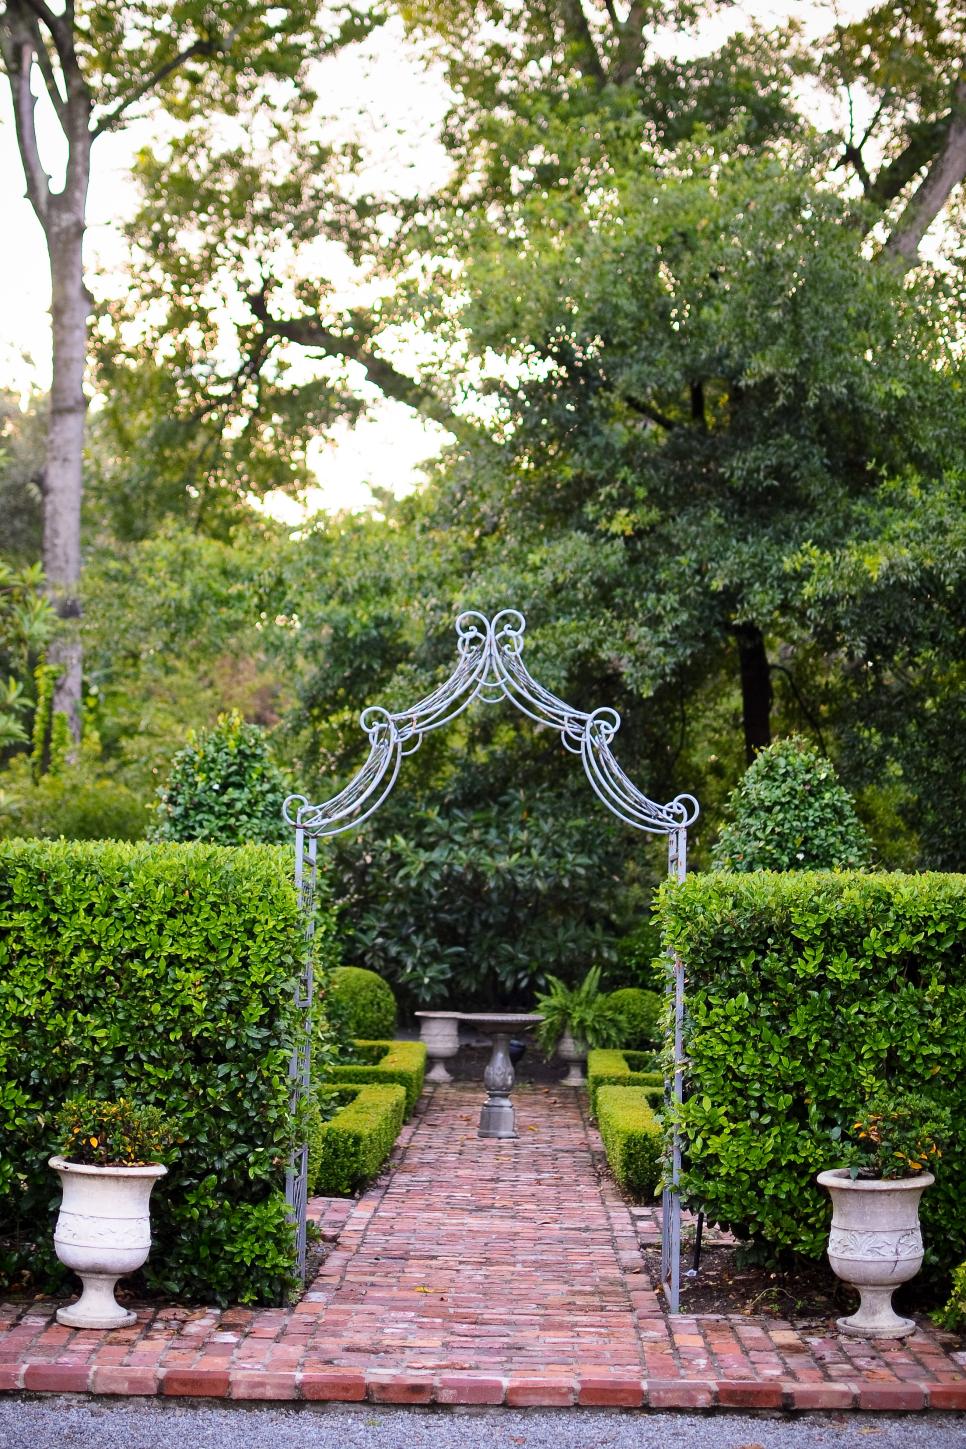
[3,1364,966,1410]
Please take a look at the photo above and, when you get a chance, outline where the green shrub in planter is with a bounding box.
[659,869,966,1270]
[325,1040,426,1116]
[313,1084,406,1196]
[328,966,397,1041]
[596,1085,664,1199]
[711,735,871,871]
[587,1049,663,1117]
[607,988,662,1050]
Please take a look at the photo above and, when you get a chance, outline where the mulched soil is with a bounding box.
[639,1227,946,1325]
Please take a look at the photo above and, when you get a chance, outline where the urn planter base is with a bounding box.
[836,1286,915,1340]
[57,1275,137,1331]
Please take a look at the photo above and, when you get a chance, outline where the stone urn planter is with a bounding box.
[557,1028,588,1087]
[817,1167,933,1338]
[415,1010,461,1083]
[49,1156,167,1329]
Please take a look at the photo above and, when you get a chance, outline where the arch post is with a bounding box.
[661,825,688,1314]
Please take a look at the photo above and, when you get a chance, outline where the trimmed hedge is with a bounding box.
[328,966,397,1040]
[587,1049,663,1116]
[325,1040,426,1117]
[596,1085,664,1199]
[0,838,334,1305]
[311,1083,406,1196]
[659,870,966,1270]
[608,987,662,1049]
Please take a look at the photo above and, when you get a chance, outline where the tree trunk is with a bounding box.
[735,623,772,764]
[43,149,90,741]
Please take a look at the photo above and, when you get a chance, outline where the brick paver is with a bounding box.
[1,1083,964,1410]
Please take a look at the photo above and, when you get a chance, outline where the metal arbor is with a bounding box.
[283,608,699,1310]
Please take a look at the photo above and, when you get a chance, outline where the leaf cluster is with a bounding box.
[712,735,871,872]
[327,966,397,1041]
[152,710,289,845]
[841,1089,949,1181]
[55,1096,176,1167]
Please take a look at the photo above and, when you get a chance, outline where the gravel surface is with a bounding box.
[0,1399,964,1449]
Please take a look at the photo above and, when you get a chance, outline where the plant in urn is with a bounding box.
[818,1090,949,1338]
[49,1097,174,1330]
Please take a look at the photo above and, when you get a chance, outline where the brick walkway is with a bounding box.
[2,1084,965,1411]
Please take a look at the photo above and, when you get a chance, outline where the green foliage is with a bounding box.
[327,967,397,1042]
[0,561,54,754]
[712,736,872,871]
[391,119,966,868]
[0,838,322,1304]
[312,1084,407,1197]
[790,472,966,870]
[153,710,288,844]
[333,783,632,1010]
[54,1097,175,1167]
[0,392,45,565]
[0,755,149,841]
[842,1090,949,1181]
[937,1259,966,1333]
[79,520,293,804]
[659,870,966,1271]
[607,988,662,1050]
[325,1040,426,1118]
[596,1085,664,1200]
[614,918,665,992]
[534,967,623,1054]
[586,1049,663,1118]
[305,1087,356,1196]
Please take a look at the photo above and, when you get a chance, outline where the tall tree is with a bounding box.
[0,0,326,735]
[79,0,966,851]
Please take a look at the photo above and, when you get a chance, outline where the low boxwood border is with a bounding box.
[587,1048,663,1117]
[309,1083,406,1197]
[325,1040,426,1116]
[597,1084,664,1199]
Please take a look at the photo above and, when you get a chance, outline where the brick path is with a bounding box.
[2,1084,965,1411]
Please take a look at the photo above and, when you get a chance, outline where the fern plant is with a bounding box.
[535,966,623,1053]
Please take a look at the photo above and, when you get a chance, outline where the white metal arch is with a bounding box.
[284,608,697,1310]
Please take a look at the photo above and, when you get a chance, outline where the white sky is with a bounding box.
[0,2,873,518]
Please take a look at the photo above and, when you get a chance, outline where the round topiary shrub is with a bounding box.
[328,966,397,1041]
[608,987,662,1049]
[712,735,871,872]
[152,711,288,844]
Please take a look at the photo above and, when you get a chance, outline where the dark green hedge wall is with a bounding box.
[0,839,327,1306]
[659,871,966,1273]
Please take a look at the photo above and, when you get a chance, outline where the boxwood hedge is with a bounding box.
[0,838,335,1305]
[326,1040,426,1116]
[311,1083,406,1196]
[659,870,966,1271]
[587,1049,663,1117]
[596,1085,664,1199]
